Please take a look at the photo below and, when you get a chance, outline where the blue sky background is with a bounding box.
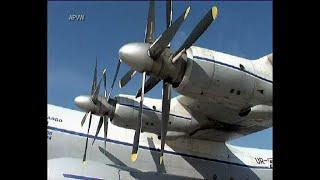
[48,1,272,149]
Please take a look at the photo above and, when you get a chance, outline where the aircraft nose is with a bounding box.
[119,42,153,72]
[74,95,93,111]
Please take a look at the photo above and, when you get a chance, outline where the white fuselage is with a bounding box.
[48,104,272,179]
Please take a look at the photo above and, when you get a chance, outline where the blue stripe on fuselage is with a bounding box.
[63,173,103,180]
[48,126,272,169]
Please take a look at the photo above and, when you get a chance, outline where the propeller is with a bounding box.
[148,6,190,59]
[91,58,98,95]
[134,1,174,164]
[160,81,171,164]
[81,111,89,127]
[92,74,102,103]
[75,57,118,163]
[118,0,218,164]
[159,0,173,165]
[119,0,155,89]
[107,59,121,100]
[81,58,98,128]
[119,69,137,88]
[91,76,110,149]
[166,0,173,30]
[90,68,109,146]
[131,72,146,162]
[144,0,155,44]
[80,63,109,163]
[83,111,92,163]
[103,68,107,98]
[135,76,160,98]
[131,0,155,162]
[172,6,218,62]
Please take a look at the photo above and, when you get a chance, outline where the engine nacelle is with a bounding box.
[111,95,199,135]
[175,46,272,111]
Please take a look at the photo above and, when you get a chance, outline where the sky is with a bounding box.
[48,1,272,149]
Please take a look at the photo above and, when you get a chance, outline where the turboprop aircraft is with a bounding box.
[48,0,272,179]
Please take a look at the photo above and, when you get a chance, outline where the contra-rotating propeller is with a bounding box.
[129,0,155,163]
[118,0,218,164]
[74,58,117,163]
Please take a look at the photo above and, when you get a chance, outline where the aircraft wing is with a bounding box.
[176,95,272,142]
[48,157,202,180]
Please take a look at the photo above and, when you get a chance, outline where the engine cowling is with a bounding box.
[175,46,272,110]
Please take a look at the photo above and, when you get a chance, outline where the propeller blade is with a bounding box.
[92,76,102,103]
[119,69,137,88]
[83,112,92,163]
[166,0,172,28]
[81,112,89,127]
[91,58,98,95]
[135,76,161,98]
[160,81,171,164]
[144,0,155,44]
[103,68,107,98]
[148,6,191,59]
[131,72,146,162]
[166,0,173,48]
[103,116,109,150]
[92,116,104,146]
[173,6,218,58]
[92,68,108,103]
[108,59,121,100]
